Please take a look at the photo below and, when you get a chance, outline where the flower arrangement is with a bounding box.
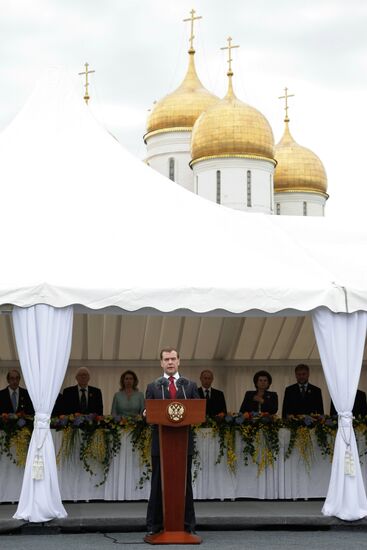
[129,416,152,489]
[283,414,336,467]
[2,413,367,486]
[52,413,145,486]
[202,412,281,475]
[354,415,367,451]
[0,412,33,466]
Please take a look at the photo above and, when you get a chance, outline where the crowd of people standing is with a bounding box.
[1,362,366,419]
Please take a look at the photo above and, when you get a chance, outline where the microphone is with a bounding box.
[155,377,169,399]
[176,377,188,399]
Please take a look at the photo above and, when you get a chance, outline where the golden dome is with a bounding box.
[274,120,328,195]
[144,50,219,140]
[190,75,275,164]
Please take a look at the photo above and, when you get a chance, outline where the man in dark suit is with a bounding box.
[282,364,324,418]
[198,369,227,417]
[145,347,199,536]
[330,389,367,417]
[62,367,103,415]
[0,369,34,415]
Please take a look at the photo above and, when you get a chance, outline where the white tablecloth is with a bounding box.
[1,428,363,503]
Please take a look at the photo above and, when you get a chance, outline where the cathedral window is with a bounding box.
[270,174,273,211]
[303,201,307,216]
[216,171,221,204]
[276,203,280,215]
[169,157,175,181]
[247,170,252,207]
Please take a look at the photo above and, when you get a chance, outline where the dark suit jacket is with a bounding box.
[145,376,200,456]
[0,386,34,415]
[198,387,227,417]
[330,389,367,417]
[62,385,103,415]
[282,383,324,417]
[51,393,65,417]
[240,390,278,415]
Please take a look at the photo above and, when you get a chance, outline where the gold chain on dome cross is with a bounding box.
[78,62,95,105]
[220,36,239,76]
[183,8,202,52]
[278,87,295,122]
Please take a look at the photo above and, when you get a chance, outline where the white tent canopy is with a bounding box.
[1,68,367,523]
[0,68,366,314]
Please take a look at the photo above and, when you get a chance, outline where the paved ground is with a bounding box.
[2,499,367,542]
[2,530,367,550]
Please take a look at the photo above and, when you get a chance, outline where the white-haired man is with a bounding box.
[62,367,103,415]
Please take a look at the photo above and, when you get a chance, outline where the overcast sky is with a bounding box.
[2,0,367,219]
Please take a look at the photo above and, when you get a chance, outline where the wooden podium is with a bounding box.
[144,398,206,545]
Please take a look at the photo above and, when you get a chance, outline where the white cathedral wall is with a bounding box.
[274,192,326,216]
[145,131,194,192]
[192,157,275,213]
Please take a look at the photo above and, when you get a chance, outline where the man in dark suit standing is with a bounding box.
[145,347,199,536]
[330,389,367,417]
[198,369,227,417]
[282,364,324,418]
[62,367,103,415]
[0,369,34,415]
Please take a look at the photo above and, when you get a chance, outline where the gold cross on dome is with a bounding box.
[220,37,239,75]
[278,87,295,121]
[183,9,202,51]
[78,62,95,105]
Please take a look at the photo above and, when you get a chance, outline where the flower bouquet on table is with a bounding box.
[353,415,367,456]
[234,412,281,473]
[282,414,336,466]
[54,413,123,484]
[210,412,241,471]
[203,412,280,474]
[52,413,149,486]
[0,412,33,466]
[128,415,151,488]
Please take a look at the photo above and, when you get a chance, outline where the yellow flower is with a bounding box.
[295,426,314,471]
[10,427,31,467]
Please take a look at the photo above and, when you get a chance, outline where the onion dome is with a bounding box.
[274,118,328,195]
[190,63,275,165]
[144,49,219,141]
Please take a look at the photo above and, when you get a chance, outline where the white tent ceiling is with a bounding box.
[0,312,366,368]
[0,68,366,315]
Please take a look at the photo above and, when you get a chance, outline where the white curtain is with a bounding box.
[313,307,367,520]
[12,304,73,522]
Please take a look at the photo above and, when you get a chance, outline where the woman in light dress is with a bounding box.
[111,370,144,417]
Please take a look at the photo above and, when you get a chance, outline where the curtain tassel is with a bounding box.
[32,454,44,480]
[344,447,355,477]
